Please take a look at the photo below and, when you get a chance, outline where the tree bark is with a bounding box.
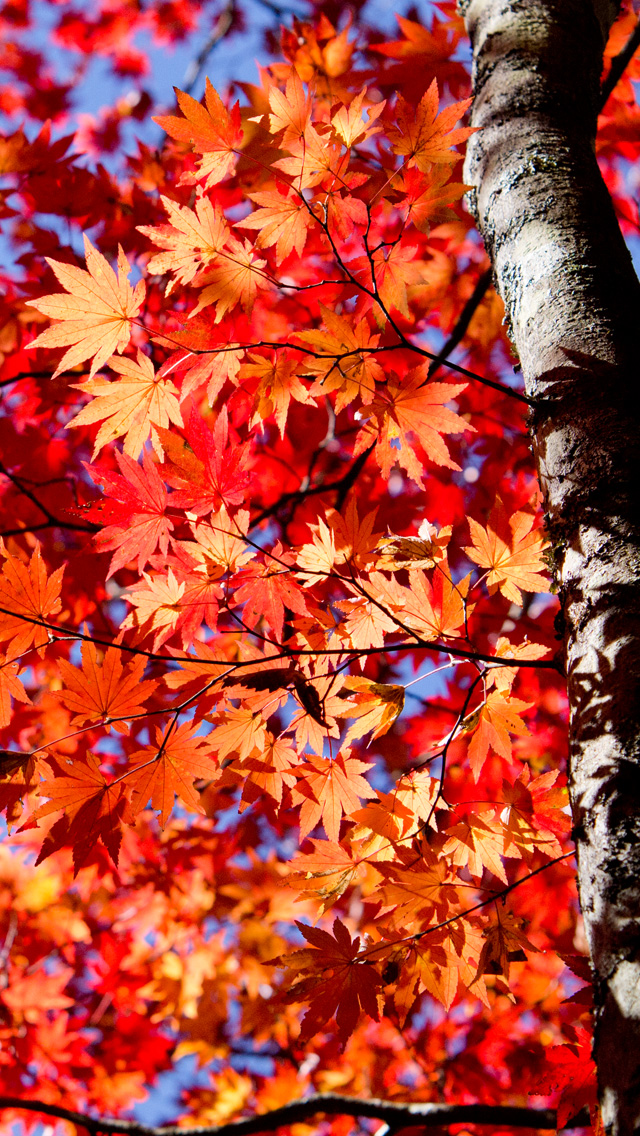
[460,2,640,1132]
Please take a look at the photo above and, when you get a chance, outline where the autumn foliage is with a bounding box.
[1,0,638,1131]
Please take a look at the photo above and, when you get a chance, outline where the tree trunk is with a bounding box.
[460,1,640,1131]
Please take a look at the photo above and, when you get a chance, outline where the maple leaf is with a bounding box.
[292,751,375,843]
[331,88,385,148]
[333,595,397,651]
[240,351,317,436]
[240,186,314,263]
[501,767,570,862]
[239,733,299,808]
[279,917,382,1046]
[0,654,31,728]
[57,641,156,734]
[1,965,74,1022]
[267,69,313,146]
[295,306,384,412]
[27,236,145,379]
[372,241,424,317]
[387,80,474,172]
[157,406,252,515]
[31,753,134,871]
[191,234,271,322]
[87,449,174,578]
[127,721,217,827]
[233,544,310,642]
[0,543,64,660]
[355,367,472,483]
[530,1031,598,1129]
[138,194,230,294]
[402,566,470,640]
[208,706,269,762]
[375,854,461,928]
[474,910,538,983]
[297,497,381,575]
[394,770,440,824]
[464,690,533,780]
[286,839,358,912]
[375,519,451,570]
[389,938,459,1023]
[152,309,245,403]
[121,567,186,650]
[442,813,509,884]
[465,496,551,605]
[154,79,243,189]
[350,791,416,860]
[485,636,551,693]
[337,678,405,745]
[400,166,469,234]
[184,505,253,577]
[68,349,183,458]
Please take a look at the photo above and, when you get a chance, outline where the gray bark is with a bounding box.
[460,1,640,1132]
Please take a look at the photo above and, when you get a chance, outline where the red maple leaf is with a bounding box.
[86,449,174,578]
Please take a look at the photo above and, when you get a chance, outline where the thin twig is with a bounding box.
[182,0,236,95]
[426,267,493,379]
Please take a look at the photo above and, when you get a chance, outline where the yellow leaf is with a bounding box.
[27,235,145,379]
[68,349,183,458]
[338,678,405,745]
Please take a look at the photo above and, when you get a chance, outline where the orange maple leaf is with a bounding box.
[442,813,510,884]
[209,706,270,763]
[401,565,470,640]
[295,305,384,412]
[239,733,299,808]
[27,236,145,379]
[31,753,134,871]
[337,678,405,745]
[297,497,382,575]
[333,595,397,650]
[465,690,533,780]
[376,853,461,928]
[57,641,156,734]
[127,721,217,827]
[331,88,385,148]
[191,234,271,322]
[240,186,314,264]
[465,496,551,605]
[68,349,183,458]
[486,636,551,693]
[372,241,424,317]
[401,166,469,234]
[0,655,31,728]
[293,750,375,843]
[286,839,358,912]
[355,367,472,483]
[387,80,474,171]
[138,194,230,294]
[240,352,317,436]
[154,79,243,189]
[267,69,313,145]
[0,543,64,660]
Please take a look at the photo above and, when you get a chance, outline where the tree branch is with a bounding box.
[0,1093,589,1134]
[426,267,493,379]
